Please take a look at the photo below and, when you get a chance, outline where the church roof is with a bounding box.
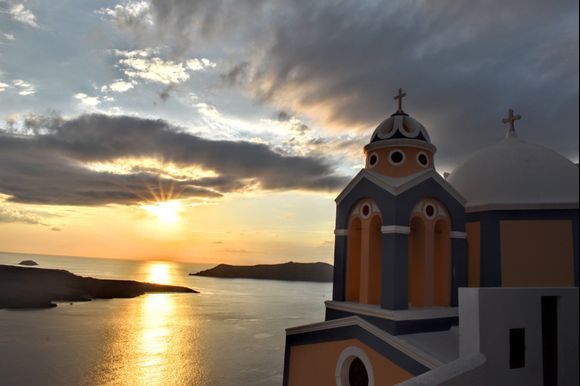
[367,88,432,147]
[369,112,431,144]
[447,135,579,212]
[335,168,465,205]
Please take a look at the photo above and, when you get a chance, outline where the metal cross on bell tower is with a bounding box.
[502,108,522,138]
[394,88,406,113]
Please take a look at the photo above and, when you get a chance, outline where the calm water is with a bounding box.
[0,253,331,385]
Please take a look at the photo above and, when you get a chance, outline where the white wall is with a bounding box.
[459,287,579,386]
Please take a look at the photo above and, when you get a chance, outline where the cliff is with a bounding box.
[0,264,197,309]
[192,261,333,282]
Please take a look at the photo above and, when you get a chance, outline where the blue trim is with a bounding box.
[335,177,396,229]
[333,235,347,301]
[451,238,467,306]
[283,336,291,386]
[381,233,408,309]
[573,215,579,286]
[283,322,431,384]
[395,178,465,230]
[466,209,579,287]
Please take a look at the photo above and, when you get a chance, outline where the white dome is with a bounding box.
[447,137,579,211]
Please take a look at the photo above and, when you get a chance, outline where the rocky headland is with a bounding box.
[0,264,197,310]
[192,261,333,282]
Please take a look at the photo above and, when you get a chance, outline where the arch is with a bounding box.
[434,219,451,306]
[367,215,382,304]
[335,346,375,386]
[346,217,362,301]
[408,216,426,307]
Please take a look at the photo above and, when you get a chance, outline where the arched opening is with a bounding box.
[346,217,362,302]
[367,215,382,305]
[408,216,426,307]
[434,219,451,306]
[336,346,375,386]
[349,357,369,386]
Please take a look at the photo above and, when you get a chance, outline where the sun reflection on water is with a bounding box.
[137,294,174,379]
[145,262,172,285]
[86,261,203,385]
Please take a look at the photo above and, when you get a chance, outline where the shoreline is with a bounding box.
[0,264,197,310]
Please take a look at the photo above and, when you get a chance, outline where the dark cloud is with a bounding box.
[276,111,291,122]
[0,114,348,206]
[159,85,174,102]
[253,1,579,162]
[154,0,576,164]
[221,61,250,86]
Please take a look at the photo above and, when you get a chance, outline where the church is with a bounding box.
[283,89,579,386]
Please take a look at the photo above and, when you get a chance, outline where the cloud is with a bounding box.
[147,0,269,55]
[236,0,579,160]
[186,58,216,71]
[12,79,35,95]
[101,80,135,93]
[0,113,348,206]
[113,49,216,85]
[6,2,38,28]
[98,1,153,30]
[0,206,44,225]
[134,0,577,161]
[74,93,101,107]
[1,31,15,41]
[0,79,35,95]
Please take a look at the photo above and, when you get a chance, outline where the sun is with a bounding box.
[142,200,182,224]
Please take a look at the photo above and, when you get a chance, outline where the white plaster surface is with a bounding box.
[395,353,486,386]
[398,327,459,363]
[459,287,579,386]
[447,137,579,210]
[325,301,458,321]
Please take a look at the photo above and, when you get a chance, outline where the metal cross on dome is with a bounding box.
[502,108,522,137]
[394,88,406,112]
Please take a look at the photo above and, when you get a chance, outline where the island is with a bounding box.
[18,260,38,266]
[0,264,197,310]
[191,261,333,282]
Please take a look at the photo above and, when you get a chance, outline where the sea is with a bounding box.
[0,252,332,386]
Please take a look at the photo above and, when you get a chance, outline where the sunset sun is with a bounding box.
[142,201,182,224]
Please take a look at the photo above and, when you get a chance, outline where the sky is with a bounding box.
[0,0,578,263]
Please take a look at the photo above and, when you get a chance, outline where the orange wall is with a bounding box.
[365,146,433,177]
[466,222,481,287]
[288,338,413,386]
[500,220,574,287]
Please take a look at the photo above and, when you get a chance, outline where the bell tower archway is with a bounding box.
[345,200,382,305]
[408,199,452,308]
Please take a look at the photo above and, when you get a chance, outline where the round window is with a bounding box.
[368,153,378,167]
[361,204,371,218]
[424,204,436,219]
[389,150,405,165]
[417,152,429,167]
[335,346,374,386]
